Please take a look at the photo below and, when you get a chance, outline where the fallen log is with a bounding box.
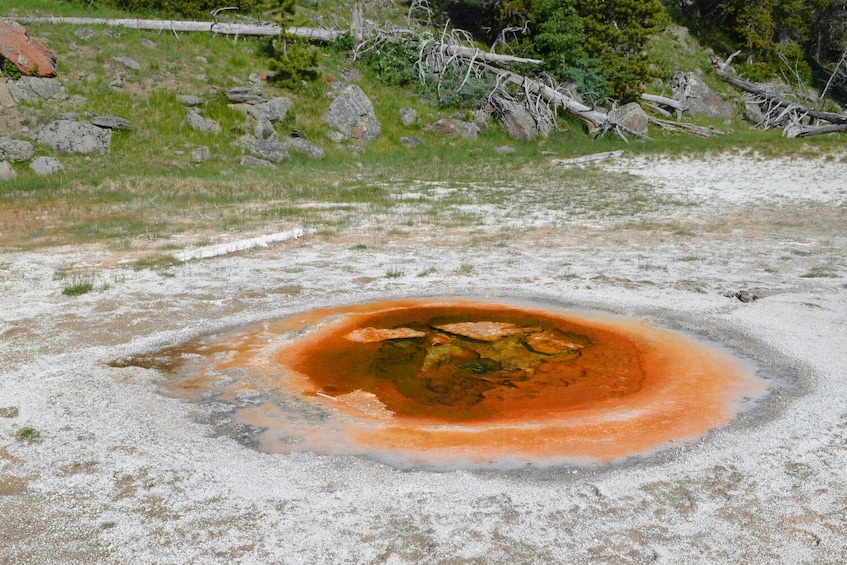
[647,116,725,137]
[715,66,847,126]
[783,123,847,138]
[478,62,650,140]
[640,93,686,113]
[9,16,341,40]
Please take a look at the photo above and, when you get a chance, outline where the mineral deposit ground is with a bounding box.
[1,153,847,563]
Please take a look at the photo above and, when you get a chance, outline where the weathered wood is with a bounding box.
[715,67,847,125]
[9,16,342,40]
[640,93,685,112]
[783,123,847,138]
[442,45,542,66]
[647,116,725,137]
[478,62,650,139]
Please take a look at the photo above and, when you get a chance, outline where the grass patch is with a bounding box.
[62,275,96,296]
[385,268,405,279]
[16,427,42,443]
[801,267,839,279]
[132,254,182,271]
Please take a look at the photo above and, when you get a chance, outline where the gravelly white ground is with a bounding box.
[1,154,846,563]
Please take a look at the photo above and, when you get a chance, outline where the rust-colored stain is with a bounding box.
[130,299,769,468]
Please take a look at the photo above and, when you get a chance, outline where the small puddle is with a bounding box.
[114,298,770,470]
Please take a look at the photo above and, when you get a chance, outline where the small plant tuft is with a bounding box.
[62,276,96,296]
[385,268,405,279]
[16,427,42,443]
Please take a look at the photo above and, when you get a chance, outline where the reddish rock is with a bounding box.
[433,322,542,342]
[345,327,426,343]
[0,21,57,78]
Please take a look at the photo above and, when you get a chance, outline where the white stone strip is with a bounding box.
[175,228,304,261]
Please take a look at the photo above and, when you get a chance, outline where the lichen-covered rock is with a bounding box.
[227,85,266,105]
[323,85,381,142]
[7,77,66,104]
[242,137,289,163]
[401,136,424,148]
[191,146,211,164]
[177,94,204,107]
[494,97,549,141]
[37,120,112,155]
[0,137,34,162]
[423,118,479,140]
[247,96,291,123]
[186,110,220,134]
[91,116,133,131]
[400,106,417,127]
[0,160,16,180]
[30,156,64,176]
[285,137,326,160]
[0,20,57,77]
[112,56,141,71]
[672,71,734,119]
[240,155,275,168]
[609,102,649,136]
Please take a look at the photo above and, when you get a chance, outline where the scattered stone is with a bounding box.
[0,79,15,108]
[0,406,18,418]
[254,119,276,140]
[103,29,121,38]
[0,160,16,180]
[401,136,424,148]
[494,145,515,154]
[424,119,461,139]
[113,56,140,71]
[285,137,326,159]
[177,94,204,107]
[672,71,734,119]
[7,77,66,103]
[30,156,63,176]
[186,110,221,134]
[74,28,95,41]
[433,322,543,342]
[475,107,492,132]
[91,116,133,131]
[400,106,417,127]
[227,85,266,104]
[724,290,759,303]
[323,85,381,142]
[242,137,289,163]
[345,327,426,343]
[248,72,263,85]
[140,38,156,49]
[494,96,547,141]
[0,20,57,77]
[0,137,34,162]
[340,67,362,82]
[37,120,112,154]
[240,155,275,168]
[109,73,125,89]
[64,94,87,108]
[247,96,292,123]
[609,102,649,136]
[191,146,211,164]
[335,389,394,419]
[326,130,345,143]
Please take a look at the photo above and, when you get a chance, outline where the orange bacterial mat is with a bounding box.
[128,298,769,469]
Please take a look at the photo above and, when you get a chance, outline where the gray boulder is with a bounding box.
[37,120,112,154]
[401,136,424,148]
[8,77,66,104]
[74,28,95,41]
[30,156,63,176]
[91,116,133,130]
[0,160,16,180]
[743,94,765,125]
[186,110,221,134]
[0,137,34,162]
[400,106,417,127]
[113,56,141,71]
[242,137,289,163]
[609,102,648,135]
[494,97,549,141]
[177,94,204,107]
[285,137,326,160]
[424,118,479,140]
[227,86,266,105]
[323,85,381,142]
[191,146,211,164]
[254,119,276,140]
[672,71,734,119]
[247,96,292,123]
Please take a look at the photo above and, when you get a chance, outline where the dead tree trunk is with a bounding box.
[10,16,341,40]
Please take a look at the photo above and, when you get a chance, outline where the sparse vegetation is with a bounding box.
[16,427,42,443]
[62,275,96,296]
[385,268,405,279]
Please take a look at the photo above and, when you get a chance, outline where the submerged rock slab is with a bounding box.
[345,327,426,343]
[433,321,542,341]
